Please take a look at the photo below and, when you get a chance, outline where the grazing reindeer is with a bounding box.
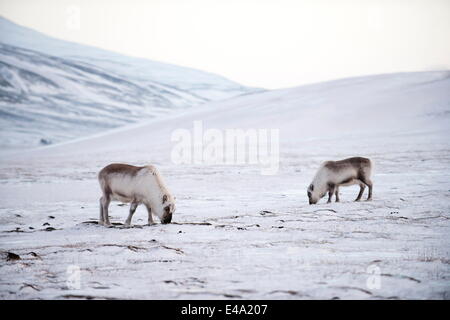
[307,157,373,204]
[98,163,175,227]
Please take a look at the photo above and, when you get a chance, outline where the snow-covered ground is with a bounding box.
[0,71,449,299]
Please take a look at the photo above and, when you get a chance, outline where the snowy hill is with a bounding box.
[0,17,258,149]
[16,70,449,158]
[0,71,449,299]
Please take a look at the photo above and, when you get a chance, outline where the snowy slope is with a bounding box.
[0,17,258,149]
[0,71,449,299]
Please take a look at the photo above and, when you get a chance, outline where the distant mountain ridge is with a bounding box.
[0,17,260,149]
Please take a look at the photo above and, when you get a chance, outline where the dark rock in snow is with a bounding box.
[39,138,52,145]
[6,252,21,261]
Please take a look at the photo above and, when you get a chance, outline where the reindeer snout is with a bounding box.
[161,213,172,224]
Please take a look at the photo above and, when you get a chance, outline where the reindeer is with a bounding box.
[98,163,175,227]
[307,157,373,204]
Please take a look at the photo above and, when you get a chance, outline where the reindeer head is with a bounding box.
[307,183,328,205]
[307,184,316,204]
[160,194,176,224]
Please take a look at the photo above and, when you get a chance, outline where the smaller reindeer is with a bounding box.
[98,163,175,227]
[307,157,373,204]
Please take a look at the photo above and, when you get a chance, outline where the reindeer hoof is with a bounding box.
[366,198,372,201]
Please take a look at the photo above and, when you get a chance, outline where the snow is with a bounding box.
[0,17,256,97]
[0,17,260,150]
[0,71,449,299]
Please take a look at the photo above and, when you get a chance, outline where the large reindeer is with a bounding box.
[307,157,373,204]
[98,163,175,227]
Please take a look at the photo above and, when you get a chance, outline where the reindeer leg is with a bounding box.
[101,195,111,227]
[327,184,336,203]
[124,202,138,227]
[355,183,365,201]
[365,179,373,201]
[146,205,155,225]
[358,175,373,201]
[335,186,340,202]
[99,197,104,225]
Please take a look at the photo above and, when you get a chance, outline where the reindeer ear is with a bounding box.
[162,194,168,204]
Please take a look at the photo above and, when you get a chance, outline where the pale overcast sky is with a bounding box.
[1,0,449,89]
